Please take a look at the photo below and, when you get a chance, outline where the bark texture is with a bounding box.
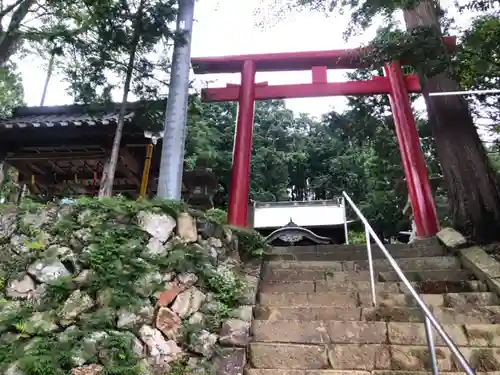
[0,0,36,66]
[98,0,145,197]
[403,0,500,242]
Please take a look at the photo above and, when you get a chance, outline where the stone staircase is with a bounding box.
[245,239,500,374]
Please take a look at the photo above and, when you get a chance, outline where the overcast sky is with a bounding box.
[18,0,476,118]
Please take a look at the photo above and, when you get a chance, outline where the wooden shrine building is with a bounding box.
[0,101,217,207]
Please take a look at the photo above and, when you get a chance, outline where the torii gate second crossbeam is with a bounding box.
[191,38,456,237]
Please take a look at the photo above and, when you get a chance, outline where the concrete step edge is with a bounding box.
[253,305,500,324]
[251,320,500,346]
[258,291,499,308]
[248,342,500,371]
[265,247,447,260]
[263,269,476,283]
[259,280,488,294]
[265,256,458,267]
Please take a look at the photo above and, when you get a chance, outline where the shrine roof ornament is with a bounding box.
[264,218,332,245]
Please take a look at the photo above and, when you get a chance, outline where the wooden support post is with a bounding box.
[119,148,141,186]
[139,143,153,198]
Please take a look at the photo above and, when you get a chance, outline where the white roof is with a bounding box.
[253,200,354,229]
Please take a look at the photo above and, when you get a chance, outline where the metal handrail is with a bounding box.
[341,191,475,375]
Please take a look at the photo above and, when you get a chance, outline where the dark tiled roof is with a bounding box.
[0,102,149,129]
[0,112,135,129]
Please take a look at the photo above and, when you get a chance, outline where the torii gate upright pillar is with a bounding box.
[385,61,439,237]
[228,60,256,227]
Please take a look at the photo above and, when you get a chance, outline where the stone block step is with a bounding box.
[345,257,460,272]
[264,256,461,274]
[378,270,476,283]
[263,268,474,283]
[246,370,500,375]
[265,247,447,262]
[363,305,500,324]
[251,320,500,347]
[259,280,488,294]
[248,342,500,371]
[259,291,499,309]
[266,240,445,262]
[254,305,500,324]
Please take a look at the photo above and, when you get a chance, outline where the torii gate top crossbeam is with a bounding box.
[191,37,456,74]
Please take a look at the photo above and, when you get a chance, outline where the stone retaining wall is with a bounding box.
[438,227,500,297]
[0,198,264,375]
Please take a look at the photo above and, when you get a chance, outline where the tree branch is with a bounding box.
[0,0,36,65]
[0,0,25,20]
[108,56,169,86]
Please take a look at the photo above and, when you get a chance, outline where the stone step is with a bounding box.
[254,305,500,324]
[246,372,498,375]
[264,256,460,273]
[248,342,500,371]
[265,247,447,262]
[346,256,461,272]
[259,291,499,309]
[378,270,476,283]
[259,280,488,294]
[262,268,474,283]
[251,320,500,347]
[266,240,445,262]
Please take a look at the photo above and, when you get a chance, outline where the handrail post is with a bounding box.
[342,196,349,244]
[365,225,377,306]
[424,316,439,375]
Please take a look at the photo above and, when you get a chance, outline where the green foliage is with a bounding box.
[0,302,34,336]
[44,276,75,306]
[58,0,177,104]
[15,337,74,375]
[167,360,192,375]
[201,267,245,308]
[229,226,267,258]
[0,64,24,118]
[456,15,500,126]
[98,333,144,375]
[264,0,451,75]
[458,0,500,12]
[204,208,228,226]
[366,26,451,75]
[203,302,234,332]
[347,230,366,244]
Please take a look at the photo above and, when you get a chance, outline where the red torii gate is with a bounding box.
[191,37,456,237]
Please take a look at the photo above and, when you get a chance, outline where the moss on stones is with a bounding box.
[0,197,264,374]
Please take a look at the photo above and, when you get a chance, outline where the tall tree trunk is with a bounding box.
[40,50,56,106]
[0,0,36,66]
[99,0,144,197]
[403,0,500,242]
